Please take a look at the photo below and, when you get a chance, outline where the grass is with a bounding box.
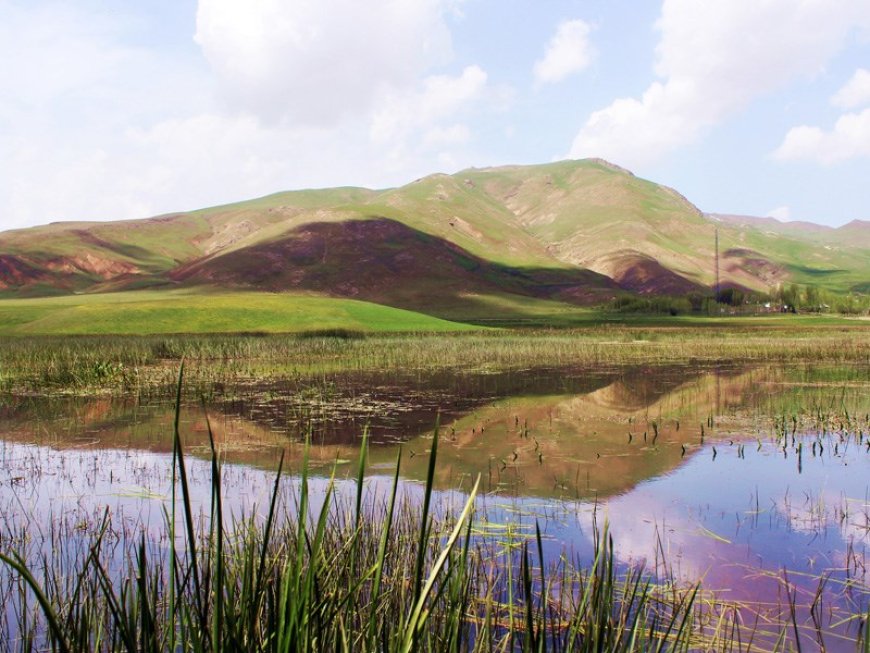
[0,289,476,336]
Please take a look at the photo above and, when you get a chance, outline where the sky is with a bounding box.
[1,0,869,231]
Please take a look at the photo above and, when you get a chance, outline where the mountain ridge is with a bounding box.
[2,159,869,318]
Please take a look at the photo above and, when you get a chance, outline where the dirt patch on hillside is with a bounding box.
[0,250,138,291]
[723,248,786,287]
[447,216,484,242]
[0,255,48,289]
[203,220,259,255]
[44,254,139,279]
[589,250,703,295]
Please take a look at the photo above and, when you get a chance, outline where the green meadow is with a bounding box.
[0,289,477,335]
[1,287,868,337]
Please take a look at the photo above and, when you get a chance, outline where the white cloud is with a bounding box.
[570,0,870,168]
[370,65,488,145]
[0,1,493,230]
[195,0,454,126]
[421,124,472,149]
[766,206,791,221]
[533,20,594,85]
[5,97,489,231]
[772,108,870,164]
[773,67,870,164]
[832,68,870,109]
[0,4,207,127]
[5,105,469,230]
[123,114,384,209]
[570,80,701,167]
[366,64,491,171]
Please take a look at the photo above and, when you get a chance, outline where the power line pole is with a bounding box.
[714,226,720,303]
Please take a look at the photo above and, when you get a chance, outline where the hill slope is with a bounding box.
[2,159,869,323]
[710,213,870,292]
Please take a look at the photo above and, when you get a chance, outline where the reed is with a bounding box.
[1,326,867,395]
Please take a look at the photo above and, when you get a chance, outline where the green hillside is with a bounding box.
[460,160,714,292]
[711,213,870,292]
[2,158,869,330]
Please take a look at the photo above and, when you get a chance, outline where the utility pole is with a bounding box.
[714,226,720,303]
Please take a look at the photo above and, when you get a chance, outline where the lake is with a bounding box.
[1,361,868,650]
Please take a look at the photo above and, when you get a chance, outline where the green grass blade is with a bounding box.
[350,425,369,581]
[401,474,480,653]
[0,552,74,653]
[205,408,224,652]
[368,447,403,646]
[412,416,440,607]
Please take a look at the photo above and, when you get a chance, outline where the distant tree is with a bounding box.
[804,285,820,310]
[717,287,745,306]
[779,283,800,311]
[686,292,706,312]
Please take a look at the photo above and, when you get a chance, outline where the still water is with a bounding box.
[1,362,868,648]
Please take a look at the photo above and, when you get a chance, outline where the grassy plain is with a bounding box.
[1,287,868,337]
[0,289,476,335]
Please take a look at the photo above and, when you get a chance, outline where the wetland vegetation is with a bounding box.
[0,326,869,651]
[0,322,867,394]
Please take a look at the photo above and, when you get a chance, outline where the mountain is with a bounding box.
[2,159,868,321]
[711,213,870,248]
[711,213,834,236]
[708,213,870,292]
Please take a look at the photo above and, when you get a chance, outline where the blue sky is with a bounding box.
[1,0,869,230]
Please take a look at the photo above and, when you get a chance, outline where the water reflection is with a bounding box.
[0,364,742,494]
[1,363,869,648]
[4,363,866,500]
